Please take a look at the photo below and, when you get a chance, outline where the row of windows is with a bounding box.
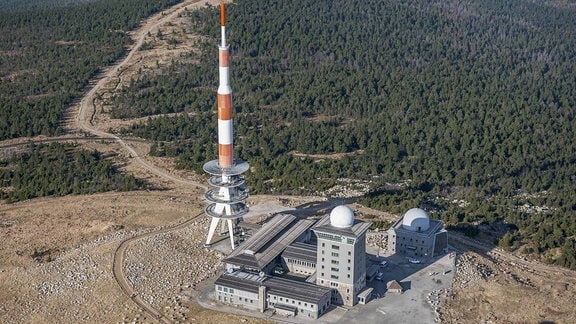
[317,233,341,242]
[400,236,426,244]
[216,286,234,294]
[320,257,352,264]
[321,250,353,257]
[271,295,315,309]
[286,258,316,268]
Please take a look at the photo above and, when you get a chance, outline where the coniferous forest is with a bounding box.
[0,0,181,138]
[0,143,142,202]
[113,0,576,268]
[1,0,575,268]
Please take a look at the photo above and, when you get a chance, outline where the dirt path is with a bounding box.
[69,0,221,320]
[74,0,217,191]
[111,211,205,323]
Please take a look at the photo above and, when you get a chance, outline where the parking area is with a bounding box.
[321,251,455,323]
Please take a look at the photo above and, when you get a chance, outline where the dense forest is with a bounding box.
[112,0,576,268]
[0,0,181,139]
[0,143,143,202]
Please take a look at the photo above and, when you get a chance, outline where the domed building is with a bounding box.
[387,208,447,258]
[313,205,371,306]
[213,205,371,318]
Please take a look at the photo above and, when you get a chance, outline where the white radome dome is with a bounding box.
[329,205,355,228]
[402,208,430,231]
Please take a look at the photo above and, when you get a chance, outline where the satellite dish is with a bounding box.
[259,271,265,277]
[227,268,234,274]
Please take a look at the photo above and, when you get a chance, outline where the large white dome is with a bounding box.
[329,205,355,228]
[402,208,430,231]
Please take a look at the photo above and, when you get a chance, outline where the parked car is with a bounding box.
[408,258,421,264]
[379,260,388,267]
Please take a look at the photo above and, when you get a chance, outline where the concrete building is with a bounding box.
[313,205,372,306]
[224,214,315,274]
[215,270,332,319]
[387,208,448,259]
[213,205,372,318]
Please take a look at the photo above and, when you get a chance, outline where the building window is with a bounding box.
[229,289,234,294]
[321,273,324,277]
[217,286,222,291]
[322,243,325,247]
[347,274,351,278]
[332,245,340,250]
[348,251,351,256]
[331,260,339,265]
[331,275,339,280]
[348,259,351,263]
[331,252,339,257]
[331,267,339,272]
[321,265,324,269]
[224,288,228,292]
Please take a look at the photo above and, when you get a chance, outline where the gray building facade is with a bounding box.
[387,208,448,258]
[313,206,371,306]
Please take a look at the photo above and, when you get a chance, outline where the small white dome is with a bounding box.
[330,205,355,228]
[402,208,430,231]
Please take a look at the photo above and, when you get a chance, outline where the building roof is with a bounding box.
[312,214,371,239]
[215,270,332,304]
[281,242,317,264]
[387,280,403,292]
[225,214,315,270]
[215,270,266,294]
[265,276,332,303]
[391,216,444,237]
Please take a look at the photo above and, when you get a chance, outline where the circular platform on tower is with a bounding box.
[205,202,249,219]
[203,159,249,176]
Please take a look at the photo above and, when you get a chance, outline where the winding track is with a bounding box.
[75,0,211,191]
[71,0,218,321]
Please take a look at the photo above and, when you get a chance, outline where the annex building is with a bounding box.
[387,208,448,259]
[213,206,371,319]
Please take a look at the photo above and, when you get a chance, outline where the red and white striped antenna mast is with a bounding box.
[203,2,250,250]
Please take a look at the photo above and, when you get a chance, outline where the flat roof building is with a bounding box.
[213,206,372,318]
[387,208,448,259]
[215,269,332,319]
[224,214,315,274]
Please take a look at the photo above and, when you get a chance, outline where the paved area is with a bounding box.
[323,252,455,323]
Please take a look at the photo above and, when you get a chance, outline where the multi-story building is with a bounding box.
[387,208,448,259]
[312,205,371,306]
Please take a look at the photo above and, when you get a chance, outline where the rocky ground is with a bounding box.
[440,235,576,323]
[2,0,576,323]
